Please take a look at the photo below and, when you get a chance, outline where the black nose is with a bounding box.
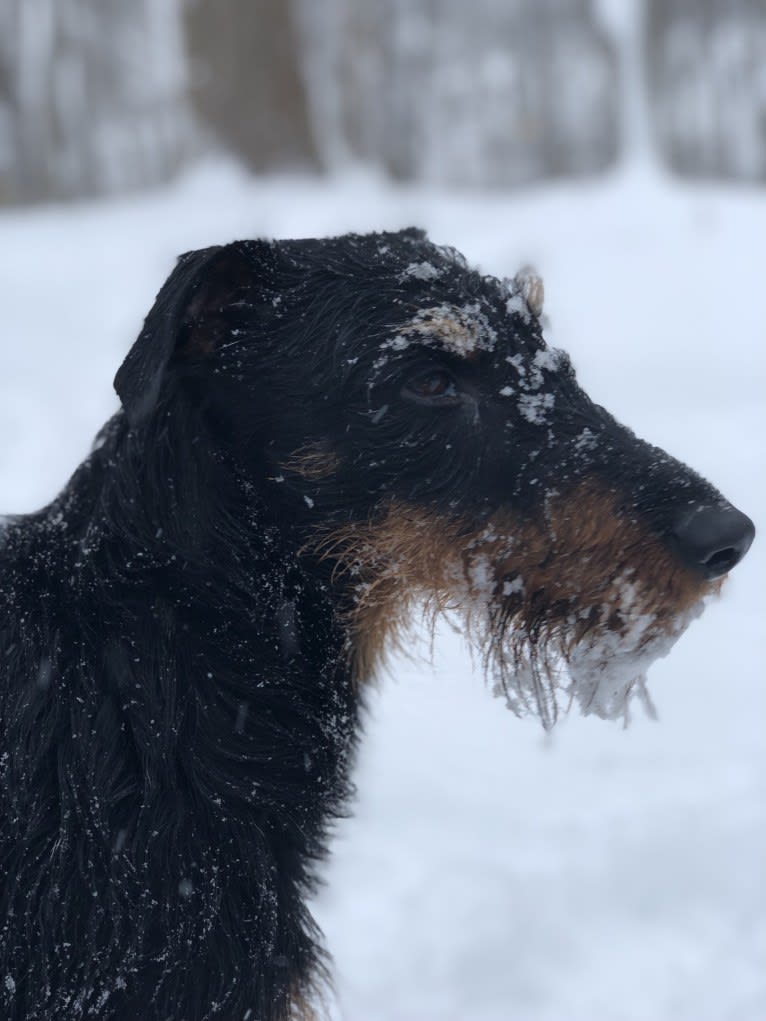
[671,505,755,579]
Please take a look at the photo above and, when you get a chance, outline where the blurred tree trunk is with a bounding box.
[647,0,766,180]
[184,0,319,172]
[0,0,193,205]
[296,0,619,187]
[0,3,19,204]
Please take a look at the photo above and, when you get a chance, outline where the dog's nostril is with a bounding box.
[671,505,755,580]
[702,546,740,574]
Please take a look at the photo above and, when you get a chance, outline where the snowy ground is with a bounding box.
[0,161,764,1020]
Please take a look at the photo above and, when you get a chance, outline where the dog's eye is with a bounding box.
[403,370,461,406]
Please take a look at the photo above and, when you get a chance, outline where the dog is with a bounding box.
[0,229,754,1019]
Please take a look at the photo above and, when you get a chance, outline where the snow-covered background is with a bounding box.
[0,160,764,1019]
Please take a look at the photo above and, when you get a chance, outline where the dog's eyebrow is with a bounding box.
[385,303,497,359]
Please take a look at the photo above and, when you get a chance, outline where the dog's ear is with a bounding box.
[114,243,258,426]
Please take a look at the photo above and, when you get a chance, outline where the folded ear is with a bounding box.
[114,242,259,426]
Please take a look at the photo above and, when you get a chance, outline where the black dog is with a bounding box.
[0,230,754,1020]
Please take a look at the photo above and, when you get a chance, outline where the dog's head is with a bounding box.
[115,230,754,724]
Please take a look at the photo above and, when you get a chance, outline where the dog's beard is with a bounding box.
[309,495,714,729]
[460,568,709,728]
[562,587,706,722]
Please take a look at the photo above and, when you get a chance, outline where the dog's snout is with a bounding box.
[670,504,755,580]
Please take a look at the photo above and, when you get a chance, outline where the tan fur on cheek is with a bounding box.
[307,506,471,682]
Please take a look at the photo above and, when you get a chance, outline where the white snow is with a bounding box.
[505,292,530,319]
[518,391,555,425]
[564,587,706,722]
[503,577,524,597]
[0,158,763,1021]
[401,260,441,281]
[532,347,563,372]
[574,427,599,453]
[390,301,498,358]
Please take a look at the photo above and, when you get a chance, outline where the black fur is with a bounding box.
[0,230,753,1020]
